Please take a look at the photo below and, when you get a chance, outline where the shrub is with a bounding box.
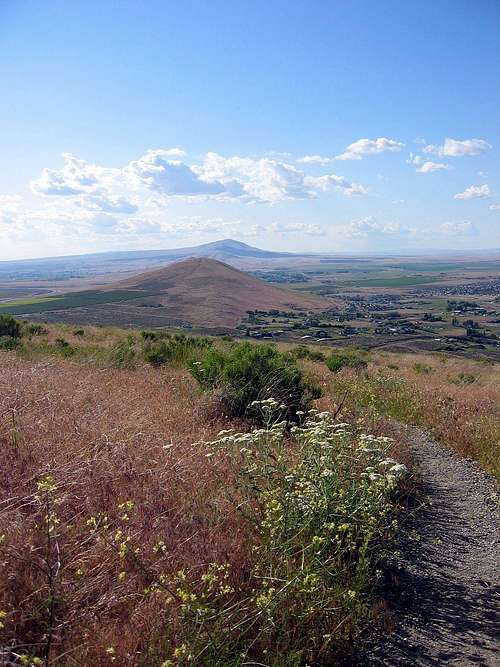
[413,362,433,375]
[140,329,158,341]
[326,349,368,373]
[73,328,85,337]
[143,333,212,367]
[450,372,477,386]
[190,341,322,422]
[108,336,137,368]
[54,337,74,357]
[24,322,47,336]
[0,336,21,350]
[290,344,325,362]
[0,314,21,339]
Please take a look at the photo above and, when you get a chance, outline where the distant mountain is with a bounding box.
[0,240,293,281]
[109,257,327,327]
[153,239,293,261]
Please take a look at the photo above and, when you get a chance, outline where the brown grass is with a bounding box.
[0,353,250,665]
[309,350,500,478]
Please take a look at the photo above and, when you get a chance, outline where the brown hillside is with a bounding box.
[110,257,328,327]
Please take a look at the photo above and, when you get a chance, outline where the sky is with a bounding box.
[0,0,499,260]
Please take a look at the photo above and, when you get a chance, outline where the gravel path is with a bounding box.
[355,426,499,666]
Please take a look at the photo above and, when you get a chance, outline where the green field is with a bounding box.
[338,275,445,288]
[0,289,157,315]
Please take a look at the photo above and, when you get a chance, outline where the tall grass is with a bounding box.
[311,353,500,479]
[0,362,406,665]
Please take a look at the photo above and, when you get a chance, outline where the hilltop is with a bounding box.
[109,256,327,327]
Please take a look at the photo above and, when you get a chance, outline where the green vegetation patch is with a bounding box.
[190,341,322,423]
[0,289,158,315]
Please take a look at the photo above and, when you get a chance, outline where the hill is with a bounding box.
[110,256,327,327]
[0,257,328,328]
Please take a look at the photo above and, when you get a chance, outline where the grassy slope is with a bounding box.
[0,323,498,666]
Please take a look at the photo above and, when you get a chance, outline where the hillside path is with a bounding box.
[356,426,499,666]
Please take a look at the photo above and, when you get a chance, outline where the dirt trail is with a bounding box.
[356,426,499,666]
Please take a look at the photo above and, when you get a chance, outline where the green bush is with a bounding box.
[140,329,158,341]
[290,344,325,362]
[24,322,47,336]
[54,337,74,357]
[190,341,322,422]
[450,372,477,386]
[0,314,22,339]
[143,333,212,367]
[108,336,137,368]
[0,336,21,350]
[73,328,85,337]
[326,349,368,373]
[413,362,433,375]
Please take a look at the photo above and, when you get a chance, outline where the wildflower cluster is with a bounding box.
[198,403,408,662]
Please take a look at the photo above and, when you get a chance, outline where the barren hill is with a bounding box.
[111,257,328,327]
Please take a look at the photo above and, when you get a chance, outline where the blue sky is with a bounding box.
[0,0,499,260]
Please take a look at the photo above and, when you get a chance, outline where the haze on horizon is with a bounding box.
[0,0,499,261]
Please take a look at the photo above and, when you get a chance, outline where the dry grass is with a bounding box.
[309,350,500,478]
[0,353,249,665]
[2,325,497,665]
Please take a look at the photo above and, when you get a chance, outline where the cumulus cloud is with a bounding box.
[0,195,22,224]
[270,222,325,236]
[424,138,491,157]
[126,149,229,197]
[407,153,449,172]
[454,184,490,200]
[197,152,314,202]
[340,216,408,238]
[29,149,368,209]
[31,153,120,196]
[77,194,138,214]
[417,161,449,173]
[439,221,477,237]
[162,147,187,157]
[304,173,367,196]
[296,155,332,165]
[335,137,404,161]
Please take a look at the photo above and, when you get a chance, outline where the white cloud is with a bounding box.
[489,203,500,210]
[77,194,138,214]
[454,184,490,200]
[31,153,120,196]
[197,152,315,202]
[270,222,325,236]
[29,150,368,211]
[0,195,22,224]
[162,147,187,158]
[126,149,229,197]
[417,161,449,173]
[304,173,367,196]
[424,138,491,157]
[336,137,404,161]
[439,221,477,237]
[340,216,408,238]
[407,153,448,172]
[296,154,332,165]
